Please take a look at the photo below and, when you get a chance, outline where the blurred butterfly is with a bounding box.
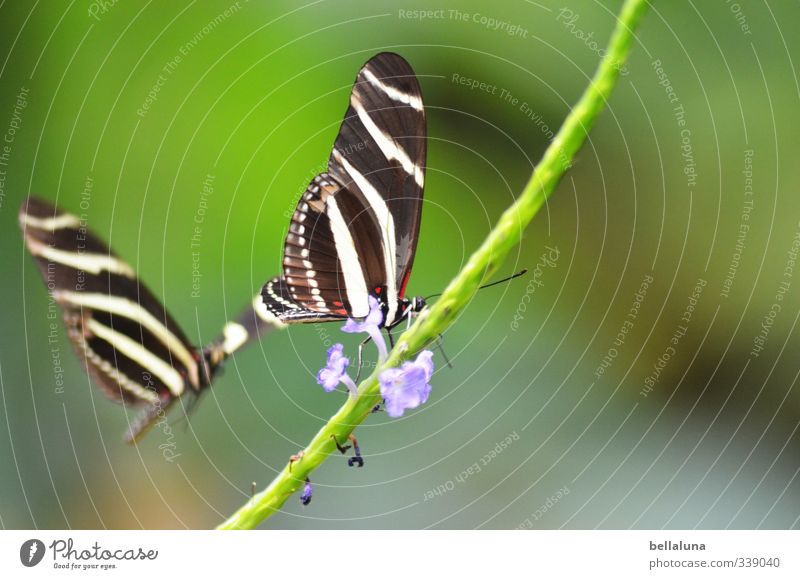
[19,197,283,442]
[261,52,428,340]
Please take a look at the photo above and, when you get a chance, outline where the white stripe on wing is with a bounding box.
[253,293,289,325]
[325,194,371,318]
[331,150,398,325]
[25,236,136,278]
[350,94,424,188]
[20,211,82,230]
[85,317,186,397]
[74,330,160,404]
[221,322,250,356]
[361,67,423,111]
[53,290,200,389]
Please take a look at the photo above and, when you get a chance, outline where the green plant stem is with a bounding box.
[218,0,648,530]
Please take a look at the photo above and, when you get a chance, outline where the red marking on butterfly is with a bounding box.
[399,271,412,298]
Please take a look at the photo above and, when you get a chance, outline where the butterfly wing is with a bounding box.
[283,170,392,319]
[327,52,426,325]
[279,52,426,326]
[261,274,347,324]
[19,197,204,438]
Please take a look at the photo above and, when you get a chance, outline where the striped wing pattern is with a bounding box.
[20,197,281,441]
[328,51,426,293]
[282,172,390,319]
[260,275,346,323]
[20,197,202,408]
[267,52,426,328]
[19,52,426,440]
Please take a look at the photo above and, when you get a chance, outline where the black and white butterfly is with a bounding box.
[261,52,428,337]
[19,196,283,442]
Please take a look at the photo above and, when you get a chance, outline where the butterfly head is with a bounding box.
[410,296,427,313]
[389,295,426,329]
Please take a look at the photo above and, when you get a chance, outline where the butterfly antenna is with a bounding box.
[477,268,528,290]
[425,269,528,300]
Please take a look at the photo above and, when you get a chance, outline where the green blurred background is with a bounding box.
[1,0,798,529]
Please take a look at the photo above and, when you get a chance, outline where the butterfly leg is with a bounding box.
[355,335,373,383]
[331,434,364,467]
[347,434,364,467]
[288,450,305,473]
[435,334,454,369]
[330,434,352,454]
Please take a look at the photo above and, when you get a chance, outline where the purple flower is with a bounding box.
[300,479,312,506]
[342,295,388,361]
[342,295,384,332]
[316,344,349,392]
[378,350,435,418]
[316,343,358,396]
